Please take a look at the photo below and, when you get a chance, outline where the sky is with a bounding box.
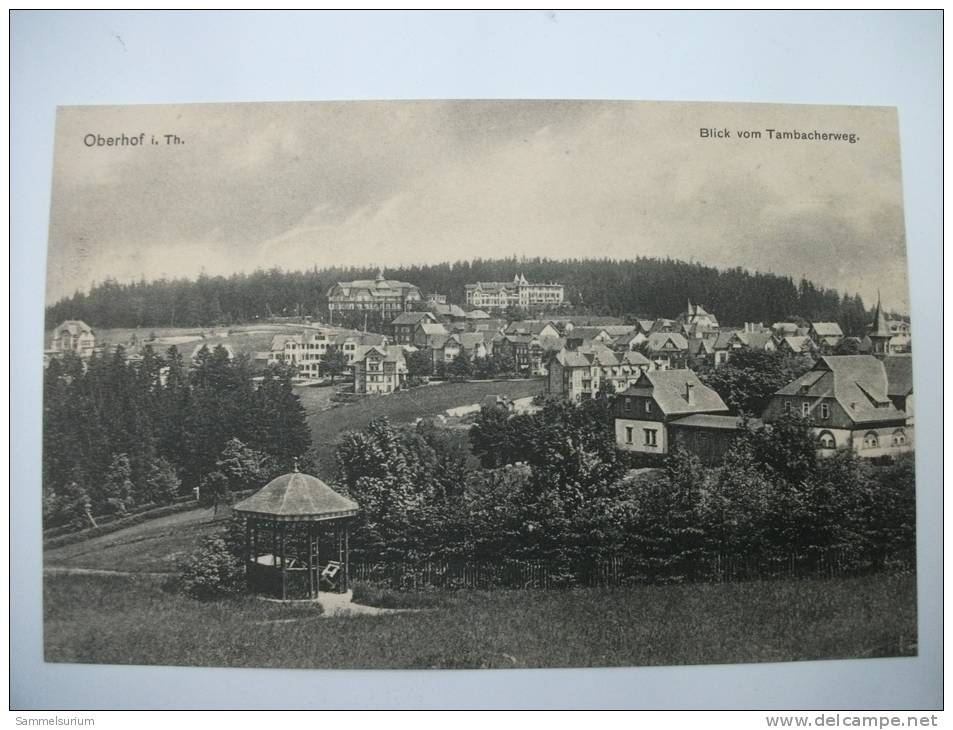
[46,100,910,312]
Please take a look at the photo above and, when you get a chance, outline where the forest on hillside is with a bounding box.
[46,256,884,336]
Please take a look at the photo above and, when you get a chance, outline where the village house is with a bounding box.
[389,311,437,345]
[761,355,912,458]
[808,321,845,354]
[495,332,562,376]
[547,345,652,401]
[429,302,468,322]
[564,326,615,349]
[427,331,491,368]
[613,370,730,457]
[352,345,408,394]
[49,320,97,360]
[679,301,720,338]
[412,321,450,348]
[504,320,562,339]
[268,330,330,378]
[327,269,422,317]
[643,332,690,369]
[464,274,565,310]
[776,334,818,358]
[613,329,649,353]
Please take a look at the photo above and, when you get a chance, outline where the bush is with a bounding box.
[180,535,244,600]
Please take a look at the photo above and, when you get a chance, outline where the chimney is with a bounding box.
[684,382,695,405]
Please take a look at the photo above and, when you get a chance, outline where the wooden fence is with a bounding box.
[351,550,913,591]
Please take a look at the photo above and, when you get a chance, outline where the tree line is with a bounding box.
[46,257,884,335]
[42,346,311,528]
[327,402,914,584]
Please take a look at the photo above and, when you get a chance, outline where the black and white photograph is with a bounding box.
[38,98,920,672]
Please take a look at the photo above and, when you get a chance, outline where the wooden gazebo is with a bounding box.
[232,466,359,601]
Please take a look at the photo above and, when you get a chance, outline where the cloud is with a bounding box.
[45,101,910,312]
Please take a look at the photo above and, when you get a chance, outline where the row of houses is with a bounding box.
[611,354,914,464]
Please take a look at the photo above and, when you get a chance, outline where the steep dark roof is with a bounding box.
[774,355,906,424]
[233,472,359,522]
[882,354,913,396]
[621,370,728,416]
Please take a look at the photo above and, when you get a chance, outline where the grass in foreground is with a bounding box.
[44,571,916,669]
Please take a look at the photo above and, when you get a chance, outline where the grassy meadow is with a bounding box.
[303,378,545,475]
[44,570,917,669]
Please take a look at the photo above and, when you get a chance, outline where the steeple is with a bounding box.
[375,267,385,284]
[869,291,891,355]
[871,291,891,337]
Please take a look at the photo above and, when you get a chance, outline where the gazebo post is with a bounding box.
[343,524,350,593]
[337,526,344,594]
[279,522,287,601]
[315,528,320,598]
[272,523,278,567]
[243,516,250,573]
[307,523,314,599]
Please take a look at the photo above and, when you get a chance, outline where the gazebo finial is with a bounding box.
[292,457,299,473]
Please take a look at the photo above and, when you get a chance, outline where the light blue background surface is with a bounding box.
[11,10,942,709]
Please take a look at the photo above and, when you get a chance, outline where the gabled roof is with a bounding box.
[602,325,637,337]
[781,335,815,352]
[456,332,488,349]
[567,326,611,341]
[505,320,558,336]
[711,331,739,350]
[354,345,406,364]
[554,349,592,368]
[417,322,449,336]
[620,350,651,366]
[431,303,467,318]
[774,355,905,424]
[646,332,689,352]
[881,355,913,396]
[55,320,94,336]
[810,322,844,337]
[621,369,728,416]
[737,331,774,350]
[391,311,436,326]
[465,309,490,319]
[233,471,359,522]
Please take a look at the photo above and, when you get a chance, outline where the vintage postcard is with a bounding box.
[42,100,915,670]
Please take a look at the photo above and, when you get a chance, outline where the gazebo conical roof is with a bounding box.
[233,471,359,522]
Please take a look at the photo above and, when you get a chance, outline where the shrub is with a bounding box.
[180,535,244,600]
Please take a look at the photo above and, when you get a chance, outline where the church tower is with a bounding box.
[869,292,891,356]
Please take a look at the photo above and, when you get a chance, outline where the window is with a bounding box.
[625,426,633,445]
[892,429,906,446]
[801,402,811,417]
[863,431,879,449]
[623,399,631,413]
[818,431,836,449]
[783,401,792,415]
[644,400,652,414]
[644,429,658,447]
[819,403,830,420]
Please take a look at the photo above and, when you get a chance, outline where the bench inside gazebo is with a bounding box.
[232,465,359,601]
